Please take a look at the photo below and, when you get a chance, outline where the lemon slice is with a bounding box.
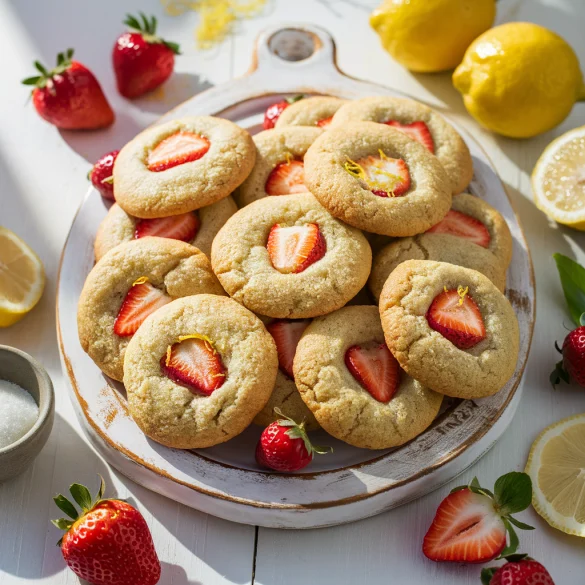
[532,126,585,229]
[0,227,45,327]
[525,413,585,536]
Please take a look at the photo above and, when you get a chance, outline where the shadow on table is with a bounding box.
[161,561,204,585]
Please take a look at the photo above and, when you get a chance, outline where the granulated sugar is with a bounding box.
[0,380,39,448]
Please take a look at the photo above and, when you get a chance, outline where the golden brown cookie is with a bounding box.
[123,295,278,449]
[274,96,348,129]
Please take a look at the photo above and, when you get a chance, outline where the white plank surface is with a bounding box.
[1,0,585,583]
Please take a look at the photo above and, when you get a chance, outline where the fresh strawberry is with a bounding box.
[256,409,330,472]
[346,153,411,197]
[423,472,534,564]
[147,131,210,172]
[89,151,119,201]
[317,116,333,128]
[135,212,199,242]
[113,13,180,99]
[263,95,304,130]
[551,325,585,387]
[52,477,160,585]
[114,278,171,337]
[427,210,491,248]
[267,223,326,274]
[482,556,555,585]
[265,159,308,195]
[161,335,226,396]
[345,342,400,403]
[426,287,486,349]
[22,49,114,130]
[385,120,435,153]
[266,319,311,378]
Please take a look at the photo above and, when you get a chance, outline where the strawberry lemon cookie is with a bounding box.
[304,122,452,236]
[274,96,347,129]
[77,237,224,381]
[331,97,473,194]
[94,197,237,261]
[380,260,519,399]
[114,116,255,218]
[236,127,322,207]
[123,295,278,449]
[293,306,443,449]
[211,193,371,318]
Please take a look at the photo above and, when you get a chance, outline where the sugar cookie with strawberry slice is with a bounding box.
[274,96,348,130]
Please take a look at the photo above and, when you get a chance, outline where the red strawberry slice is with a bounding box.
[317,116,333,128]
[265,160,308,196]
[426,209,491,248]
[354,154,411,197]
[345,342,400,403]
[385,120,435,153]
[426,288,486,349]
[160,336,226,396]
[134,212,200,242]
[266,319,311,378]
[423,488,507,563]
[113,279,171,337]
[267,223,326,274]
[147,131,210,172]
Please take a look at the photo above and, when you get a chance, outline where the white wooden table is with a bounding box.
[1,0,585,583]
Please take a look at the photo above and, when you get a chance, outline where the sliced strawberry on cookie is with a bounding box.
[349,153,411,197]
[426,210,491,248]
[161,335,226,396]
[265,159,308,196]
[345,342,400,403]
[134,212,200,242]
[316,116,333,128]
[147,131,210,172]
[426,287,486,349]
[267,223,326,274]
[267,319,311,378]
[114,278,171,337]
[385,120,435,153]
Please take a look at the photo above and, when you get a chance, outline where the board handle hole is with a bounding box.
[268,29,319,62]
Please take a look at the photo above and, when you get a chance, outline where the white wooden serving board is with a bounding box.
[56,24,535,529]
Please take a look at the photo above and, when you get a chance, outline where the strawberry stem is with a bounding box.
[273,408,332,457]
[123,12,181,54]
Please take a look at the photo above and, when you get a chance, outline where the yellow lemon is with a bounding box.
[0,227,45,327]
[525,413,585,537]
[370,0,496,73]
[453,22,585,138]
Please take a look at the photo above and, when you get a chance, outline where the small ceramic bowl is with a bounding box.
[0,345,54,482]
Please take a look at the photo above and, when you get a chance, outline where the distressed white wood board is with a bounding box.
[56,24,534,529]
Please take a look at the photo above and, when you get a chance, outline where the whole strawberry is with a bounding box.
[481,555,555,585]
[22,49,114,130]
[255,409,330,472]
[113,13,180,99]
[263,95,304,129]
[52,477,160,585]
[551,326,585,387]
[89,150,119,201]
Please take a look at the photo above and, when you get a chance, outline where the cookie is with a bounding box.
[379,260,519,399]
[293,306,443,449]
[77,237,225,382]
[123,295,278,449]
[331,96,473,194]
[368,233,507,301]
[94,197,237,261]
[236,127,322,207]
[304,121,452,236]
[274,96,348,129]
[211,193,372,318]
[114,116,256,218]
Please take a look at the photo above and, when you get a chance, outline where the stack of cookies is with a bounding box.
[77,96,519,461]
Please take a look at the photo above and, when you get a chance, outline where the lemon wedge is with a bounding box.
[525,413,585,537]
[532,126,585,229]
[0,227,45,327]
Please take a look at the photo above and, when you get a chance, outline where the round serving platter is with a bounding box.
[57,24,535,529]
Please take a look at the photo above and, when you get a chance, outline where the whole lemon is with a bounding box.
[370,0,496,73]
[453,22,585,138]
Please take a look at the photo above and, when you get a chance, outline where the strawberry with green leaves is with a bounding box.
[263,95,304,129]
[481,555,555,585]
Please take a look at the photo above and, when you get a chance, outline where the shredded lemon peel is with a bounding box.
[457,285,469,306]
[343,150,402,197]
[132,276,149,286]
[284,151,294,165]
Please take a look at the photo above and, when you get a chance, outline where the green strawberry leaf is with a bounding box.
[286,95,304,104]
[550,360,570,387]
[51,518,74,531]
[500,553,529,563]
[553,253,585,326]
[507,516,535,531]
[494,472,532,515]
[97,475,106,501]
[497,518,519,558]
[163,40,181,55]
[53,495,78,520]
[21,76,41,86]
[69,483,92,512]
[480,567,498,585]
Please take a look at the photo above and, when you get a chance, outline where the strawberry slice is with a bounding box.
[426,209,491,248]
[267,223,326,274]
[134,212,200,242]
[385,120,435,153]
[317,116,333,128]
[114,278,171,337]
[160,336,226,396]
[350,154,411,197]
[266,319,311,378]
[345,342,400,403]
[426,288,486,349]
[265,159,308,196]
[147,131,210,172]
